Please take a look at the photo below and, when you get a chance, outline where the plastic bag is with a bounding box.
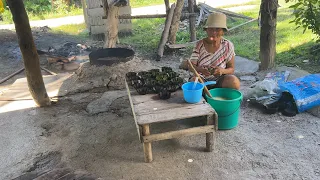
[248,71,290,99]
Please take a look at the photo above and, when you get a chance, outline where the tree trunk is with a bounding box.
[103,0,120,48]
[259,0,278,70]
[7,0,51,107]
[188,0,196,41]
[168,0,184,44]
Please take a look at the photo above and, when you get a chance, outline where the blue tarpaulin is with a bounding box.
[279,74,320,113]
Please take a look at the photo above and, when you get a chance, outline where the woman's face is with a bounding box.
[206,28,223,41]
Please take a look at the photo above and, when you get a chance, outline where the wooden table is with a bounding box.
[125,80,218,163]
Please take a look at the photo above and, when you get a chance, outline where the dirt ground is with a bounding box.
[0,29,320,180]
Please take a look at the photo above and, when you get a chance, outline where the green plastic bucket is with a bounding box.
[206,88,243,130]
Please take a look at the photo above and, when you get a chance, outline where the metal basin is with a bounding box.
[89,48,135,66]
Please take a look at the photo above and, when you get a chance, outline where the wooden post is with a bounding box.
[156,3,176,61]
[206,114,214,152]
[164,0,170,14]
[7,0,51,107]
[142,124,153,163]
[168,0,184,44]
[188,0,196,41]
[81,0,88,28]
[259,0,278,70]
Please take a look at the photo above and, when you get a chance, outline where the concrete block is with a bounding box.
[87,7,104,17]
[235,56,259,75]
[119,6,132,15]
[91,25,105,34]
[88,16,104,26]
[87,0,103,9]
[119,23,132,31]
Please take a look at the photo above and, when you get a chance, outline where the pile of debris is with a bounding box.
[37,42,95,71]
[168,3,257,49]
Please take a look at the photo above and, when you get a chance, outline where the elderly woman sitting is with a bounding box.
[182,12,240,90]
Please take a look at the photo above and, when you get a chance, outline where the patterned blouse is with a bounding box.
[190,38,235,70]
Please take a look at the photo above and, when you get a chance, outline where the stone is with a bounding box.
[234,56,259,76]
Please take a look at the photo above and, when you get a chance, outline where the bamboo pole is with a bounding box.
[156,3,176,61]
[187,60,213,98]
[0,68,25,84]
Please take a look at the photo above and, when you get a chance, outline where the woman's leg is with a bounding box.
[216,75,240,90]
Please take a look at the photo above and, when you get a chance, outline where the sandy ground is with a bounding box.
[0,28,320,180]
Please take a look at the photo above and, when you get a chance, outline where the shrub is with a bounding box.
[286,0,320,42]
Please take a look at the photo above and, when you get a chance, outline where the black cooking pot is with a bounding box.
[89,48,135,66]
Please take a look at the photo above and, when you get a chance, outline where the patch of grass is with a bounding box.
[119,18,166,54]
[0,7,83,25]
[217,0,260,9]
[131,0,175,8]
[51,23,88,38]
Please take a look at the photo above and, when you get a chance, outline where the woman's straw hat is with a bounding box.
[204,12,228,31]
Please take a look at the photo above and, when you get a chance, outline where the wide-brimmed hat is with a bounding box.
[204,12,228,31]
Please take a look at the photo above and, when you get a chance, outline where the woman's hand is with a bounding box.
[196,66,211,76]
[213,67,225,76]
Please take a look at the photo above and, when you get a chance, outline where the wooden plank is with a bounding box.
[156,3,176,61]
[143,125,214,143]
[136,103,215,125]
[125,79,141,141]
[118,14,167,19]
[142,124,153,162]
[133,95,208,115]
[132,90,184,104]
[102,13,197,19]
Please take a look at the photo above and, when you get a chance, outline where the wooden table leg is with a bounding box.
[206,114,214,152]
[213,112,218,150]
[142,124,153,162]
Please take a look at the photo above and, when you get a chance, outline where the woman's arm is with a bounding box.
[213,55,235,76]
